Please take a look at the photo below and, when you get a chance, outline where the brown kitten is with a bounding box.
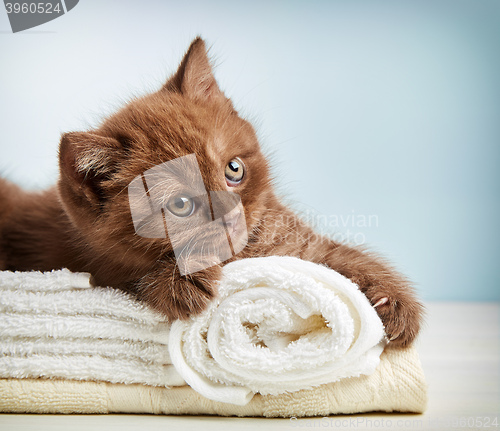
[0,38,423,347]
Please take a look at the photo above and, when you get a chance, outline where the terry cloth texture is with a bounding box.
[0,258,427,416]
[169,257,387,405]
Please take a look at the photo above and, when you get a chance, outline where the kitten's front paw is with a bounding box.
[137,266,220,321]
[371,294,423,348]
[168,277,217,320]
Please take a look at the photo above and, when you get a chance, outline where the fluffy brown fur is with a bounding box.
[0,38,423,347]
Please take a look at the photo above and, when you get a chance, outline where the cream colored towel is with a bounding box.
[0,346,427,417]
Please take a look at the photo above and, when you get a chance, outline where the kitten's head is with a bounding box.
[58,37,274,282]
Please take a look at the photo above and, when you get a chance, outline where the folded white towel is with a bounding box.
[0,269,185,387]
[169,256,386,405]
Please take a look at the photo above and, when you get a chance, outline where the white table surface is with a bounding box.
[1,302,499,430]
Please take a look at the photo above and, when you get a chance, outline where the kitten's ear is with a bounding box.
[58,132,121,211]
[163,37,225,103]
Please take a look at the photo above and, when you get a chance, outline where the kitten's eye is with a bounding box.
[225,157,245,186]
[166,196,195,218]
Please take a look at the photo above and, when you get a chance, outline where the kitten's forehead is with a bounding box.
[119,92,251,148]
[101,90,259,192]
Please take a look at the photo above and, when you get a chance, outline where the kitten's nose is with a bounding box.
[224,209,241,232]
[208,190,244,234]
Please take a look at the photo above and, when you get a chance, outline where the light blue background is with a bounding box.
[0,0,498,301]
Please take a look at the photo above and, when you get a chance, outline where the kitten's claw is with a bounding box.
[370,293,423,348]
[373,297,389,308]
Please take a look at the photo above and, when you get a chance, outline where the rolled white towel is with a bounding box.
[169,256,386,406]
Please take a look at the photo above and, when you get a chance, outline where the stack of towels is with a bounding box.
[0,256,427,417]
